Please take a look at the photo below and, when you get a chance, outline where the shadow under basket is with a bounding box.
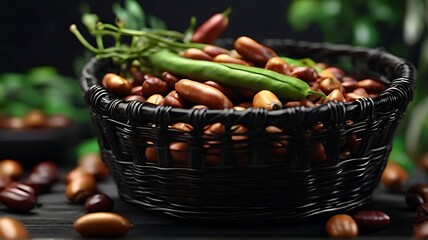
[80,39,416,223]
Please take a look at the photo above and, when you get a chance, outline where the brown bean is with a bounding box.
[45,114,71,128]
[130,67,146,87]
[64,167,93,184]
[0,217,29,239]
[0,176,11,192]
[324,88,346,103]
[213,54,250,65]
[345,92,366,102]
[25,161,59,195]
[311,141,327,165]
[169,142,189,166]
[318,77,341,95]
[203,81,239,101]
[326,214,359,238]
[356,79,387,93]
[253,90,282,110]
[202,45,232,58]
[0,117,25,129]
[234,36,277,65]
[162,90,187,108]
[161,71,180,89]
[142,76,169,98]
[319,67,345,80]
[406,183,428,210]
[265,57,291,76]
[23,110,47,128]
[353,210,390,231]
[352,88,369,97]
[180,48,213,61]
[102,73,132,97]
[78,153,109,181]
[290,67,319,83]
[123,95,145,102]
[85,193,114,213]
[0,159,24,181]
[380,162,409,192]
[145,145,157,163]
[66,175,97,204]
[0,183,37,213]
[145,94,164,105]
[171,122,193,132]
[74,212,131,238]
[175,79,233,109]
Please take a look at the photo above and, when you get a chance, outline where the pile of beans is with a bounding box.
[0,159,59,239]
[100,36,387,168]
[0,110,72,130]
[65,153,132,238]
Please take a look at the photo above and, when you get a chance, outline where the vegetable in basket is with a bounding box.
[69,11,325,101]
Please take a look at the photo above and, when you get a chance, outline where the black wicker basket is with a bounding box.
[80,39,416,223]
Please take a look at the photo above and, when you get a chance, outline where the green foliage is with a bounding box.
[0,67,89,123]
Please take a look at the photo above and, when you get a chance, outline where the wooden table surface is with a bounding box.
[1,168,421,239]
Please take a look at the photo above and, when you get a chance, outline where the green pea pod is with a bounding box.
[147,50,325,100]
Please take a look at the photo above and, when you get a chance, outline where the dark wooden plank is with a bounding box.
[0,170,418,239]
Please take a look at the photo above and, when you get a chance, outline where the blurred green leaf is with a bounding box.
[112,3,134,29]
[5,102,31,117]
[82,13,99,32]
[353,19,378,47]
[319,0,341,18]
[76,138,100,158]
[125,0,146,29]
[404,0,425,45]
[183,16,196,43]
[147,15,166,30]
[287,0,319,31]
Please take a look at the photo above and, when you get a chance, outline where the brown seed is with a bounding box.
[319,67,345,80]
[85,193,114,213]
[141,76,169,98]
[326,214,359,238]
[78,153,109,181]
[252,90,282,111]
[0,183,37,213]
[0,159,24,181]
[0,217,29,239]
[213,54,250,65]
[23,110,47,128]
[102,73,132,97]
[356,79,386,93]
[180,48,213,61]
[353,210,390,231]
[45,115,72,128]
[265,57,291,76]
[66,175,97,204]
[405,183,428,210]
[169,142,189,166]
[64,167,93,184]
[74,212,131,238]
[380,162,409,192]
[145,94,164,105]
[290,66,319,83]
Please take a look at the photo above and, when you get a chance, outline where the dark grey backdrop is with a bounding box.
[0,0,322,76]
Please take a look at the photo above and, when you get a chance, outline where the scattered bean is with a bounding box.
[353,210,390,231]
[326,214,359,238]
[74,212,131,238]
[380,162,408,192]
[0,159,24,181]
[65,175,97,204]
[0,183,37,213]
[406,183,428,210]
[85,193,114,213]
[0,217,28,239]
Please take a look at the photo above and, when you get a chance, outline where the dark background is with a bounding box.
[0,0,322,77]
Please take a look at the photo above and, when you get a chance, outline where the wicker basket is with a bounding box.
[80,39,416,223]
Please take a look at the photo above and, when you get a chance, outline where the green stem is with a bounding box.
[69,24,100,53]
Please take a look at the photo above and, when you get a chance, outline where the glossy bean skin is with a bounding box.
[25,161,59,195]
[66,175,97,204]
[78,153,109,181]
[290,67,319,83]
[202,45,232,58]
[326,214,359,238]
[252,90,282,111]
[102,73,133,97]
[142,76,169,99]
[265,57,290,76]
[380,162,409,192]
[161,71,180,89]
[85,193,114,213]
[213,54,250,65]
[234,36,277,66]
[181,48,213,61]
[0,183,37,213]
[145,94,164,105]
[162,90,187,108]
[175,79,233,109]
[406,183,428,210]
[191,8,230,44]
[0,159,24,181]
[353,210,390,231]
[0,217,29,239]
[74,212,131,238]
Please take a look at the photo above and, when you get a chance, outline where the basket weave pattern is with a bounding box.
[81,39,415,222]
